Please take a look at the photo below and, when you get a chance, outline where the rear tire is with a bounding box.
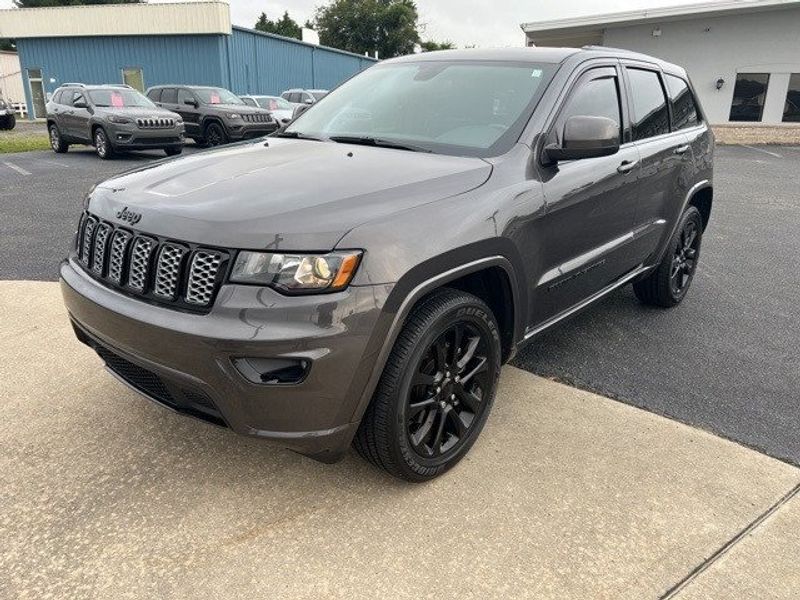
[94,127,115,160]
[49,124,69,153]
[0,114,15,130]
[633,205,703,307]
[354,288,501,482]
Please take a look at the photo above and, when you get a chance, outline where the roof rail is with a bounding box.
[60,82,87,88]
[581,44,636,53]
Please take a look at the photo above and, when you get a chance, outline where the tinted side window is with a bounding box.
[177,89,195,105]
[559,75,622,143]
[52,90,63,104]
[290,93,301,103]
[147,88,161,102]
[665,74,699,130]
[626,68,670,141]
[242,97,257,107]
[161,88,178,104]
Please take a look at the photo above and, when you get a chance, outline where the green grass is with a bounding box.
[0,135,51,154]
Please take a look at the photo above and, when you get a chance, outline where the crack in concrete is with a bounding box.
[660,481,800,599]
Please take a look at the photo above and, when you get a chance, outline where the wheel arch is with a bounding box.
[345,241,527,428]
[688,185,713,230]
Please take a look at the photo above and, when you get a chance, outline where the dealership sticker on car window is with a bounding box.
[531,69,543,78]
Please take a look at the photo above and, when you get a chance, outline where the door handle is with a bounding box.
[674,145,690,155]
[617,159,638,174]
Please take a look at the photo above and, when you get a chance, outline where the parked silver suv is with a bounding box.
[46,84,185,159]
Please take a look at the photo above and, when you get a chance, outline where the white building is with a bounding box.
[0,50,24,105]
[521,0,800,126]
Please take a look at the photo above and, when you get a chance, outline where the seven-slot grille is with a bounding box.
[243,113,272,123]
[136,117,176,129]
[76,212,227,311]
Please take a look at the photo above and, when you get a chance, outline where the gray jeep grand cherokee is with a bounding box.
[61,47,713,481]
[46,84,184,159]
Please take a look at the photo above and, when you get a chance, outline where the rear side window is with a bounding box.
[665,74,699,130]
[626,68,670,141]
[161,88,178,104]
[558,74,622,143]
[52,90,63,104]
[147,88,162,102]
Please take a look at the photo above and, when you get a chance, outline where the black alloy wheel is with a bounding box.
[205,122,227,147]
[406,322,491,459]
[633,205,704,307]
[670,218,700,296]
[354,288,501,481]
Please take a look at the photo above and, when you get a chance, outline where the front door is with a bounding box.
[176,88,202,137]
[63,89,92,142]
[531,65,642,327]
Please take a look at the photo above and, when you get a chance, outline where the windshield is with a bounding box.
[195,87,245,105]
[286,61,556,157]
[257,96,292,111]
[89,89,155,109]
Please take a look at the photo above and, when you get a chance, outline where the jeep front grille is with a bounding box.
[136,117,176,129]
[74,212,229,312]
[243,113,271,123]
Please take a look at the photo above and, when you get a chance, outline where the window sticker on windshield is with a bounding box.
[531,69,543,78]
[210,92,221,104]
[111,92,124,108]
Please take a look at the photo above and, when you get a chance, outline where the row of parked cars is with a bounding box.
[44,83,328,159]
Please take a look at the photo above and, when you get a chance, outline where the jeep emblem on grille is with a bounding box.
[115,206,142,225]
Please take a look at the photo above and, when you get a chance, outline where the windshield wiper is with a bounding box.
[328,136,433,153]
[271,130,327,142]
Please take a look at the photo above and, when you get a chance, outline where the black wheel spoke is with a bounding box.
[412,371,437,388]
[434,339,448,372]
[455,384,481,413]
[408,398,436,418]
[460,356,488,385]
[410,410,437,449]
[430,409,447,454]
[451,324,463,366]
[447,408,467,439]
[456,336,480,371]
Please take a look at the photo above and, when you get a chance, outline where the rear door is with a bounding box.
[621,64,694,264]
[532,64,642,325]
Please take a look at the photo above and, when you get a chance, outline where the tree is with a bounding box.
[312,0,420,59]
[254,11,302,40]
[419,40,455,52]
[14,0,142,6]
[0,39,15,51]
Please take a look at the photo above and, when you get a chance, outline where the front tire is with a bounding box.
[94,127,115,160]
[204,122,227,147]
[164,147,183,157]
[49,124,69,153]
[633,205,703,307]
[354,288,501,482]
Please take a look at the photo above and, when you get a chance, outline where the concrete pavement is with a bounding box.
[1,280,798,599]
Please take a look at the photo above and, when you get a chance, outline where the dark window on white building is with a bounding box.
[729,73,769,122]
[783,74,800,123]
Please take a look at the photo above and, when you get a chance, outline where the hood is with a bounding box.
[97,106,180,119]
[212,103,270,115]
[88,138,492,251]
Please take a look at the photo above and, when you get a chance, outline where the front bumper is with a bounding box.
[227,122,278,140]
[60,259,392,462]
[110,125,185,149]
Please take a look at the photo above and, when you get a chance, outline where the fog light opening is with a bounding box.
[233,357,310,385]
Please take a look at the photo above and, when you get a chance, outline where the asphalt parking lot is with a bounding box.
[1,143,798,468]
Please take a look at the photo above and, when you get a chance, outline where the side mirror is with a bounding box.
[545,115,620,162]
[303,98,314,105]
[184,98,198,107]
[292,103,312,120]
[73,99,88,109]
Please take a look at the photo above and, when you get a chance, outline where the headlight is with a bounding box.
[175,116,183,124]
[230,251,362,293]
[227,113,241,120]
[108,115,132,124]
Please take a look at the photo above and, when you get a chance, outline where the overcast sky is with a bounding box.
[0,0,705,47]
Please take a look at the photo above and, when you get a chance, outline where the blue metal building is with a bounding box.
[0,2,376,119]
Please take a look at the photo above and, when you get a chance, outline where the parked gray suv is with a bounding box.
[147,85,278,146]
[61,47,713,481]
[46,84,184,159]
